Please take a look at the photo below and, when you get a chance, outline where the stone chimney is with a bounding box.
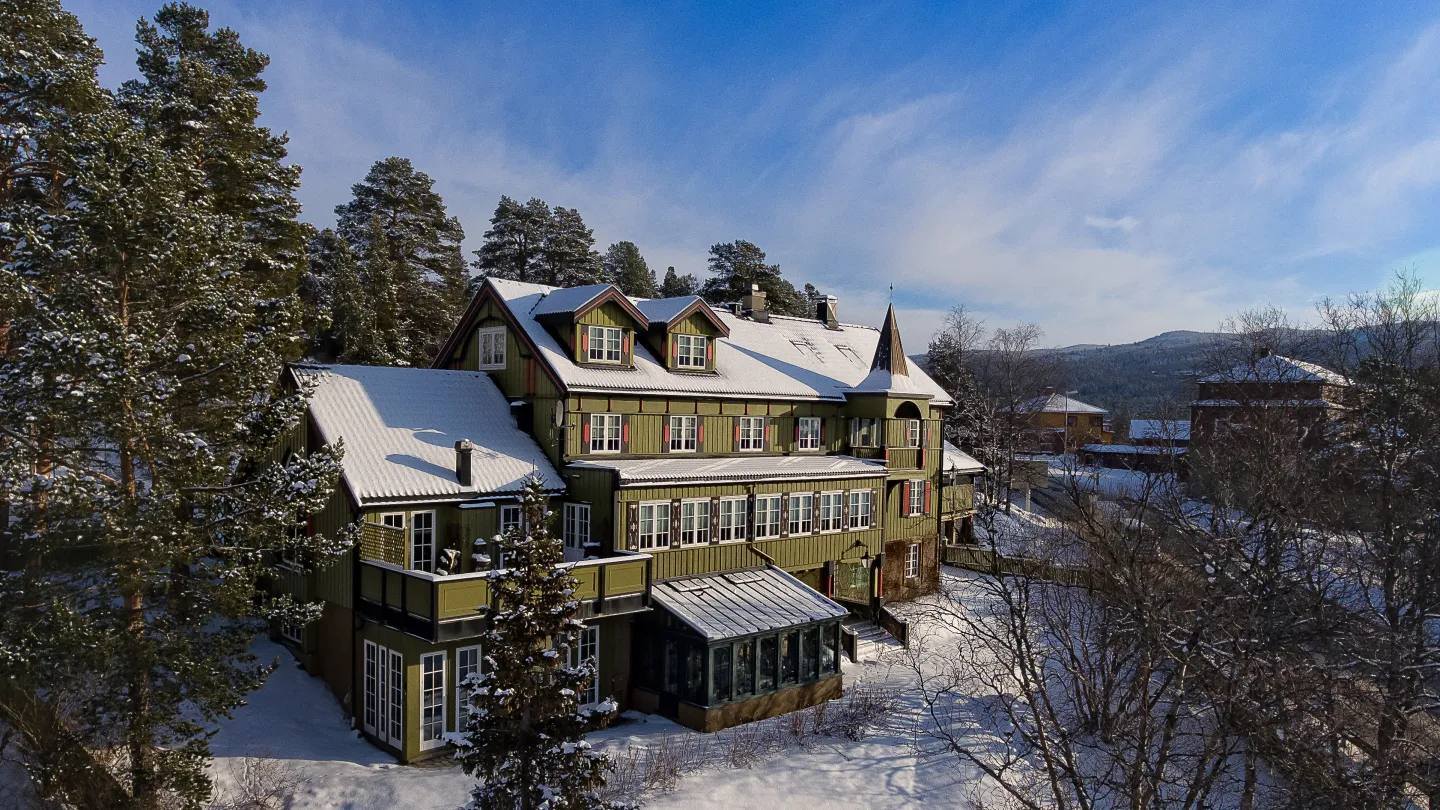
[454,439,474,487]
[740,284,769,323]
[815,295,839,330]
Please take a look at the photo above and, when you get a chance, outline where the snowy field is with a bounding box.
[208,571,1007,810]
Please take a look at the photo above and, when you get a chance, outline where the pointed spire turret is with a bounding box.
[869,304,909,377]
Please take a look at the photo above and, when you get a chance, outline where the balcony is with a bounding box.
[846,418,936,471]
[358,549,653,642]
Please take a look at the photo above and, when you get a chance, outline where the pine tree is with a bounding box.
[543,207,607,287]
[0,5,351,807]
[474,195,551,284]
[603,241,656,298]
[699,240,808,315]
[455,477,622,810]
[118,2,308,294]
[333,156,468,365]
[659,266,699,298]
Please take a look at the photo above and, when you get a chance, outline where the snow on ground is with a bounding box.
[209,571,1008,810]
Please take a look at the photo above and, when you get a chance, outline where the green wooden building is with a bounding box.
[276,280,982,761]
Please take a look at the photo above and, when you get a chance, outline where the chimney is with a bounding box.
[740,284,769,323]
[454,439,474,487]
[815,295,839,330]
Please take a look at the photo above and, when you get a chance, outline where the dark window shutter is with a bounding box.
[812,492,821,534]
[766,420,773,449]
[793,422,800,445]
[669,499,681,548]
[841,489,850,531]
[747,494,756,539]
[710,498,721,545]
[870,488,879,528]
[820,419,827,447]
[626,502,639,551]
[780,493,790,537]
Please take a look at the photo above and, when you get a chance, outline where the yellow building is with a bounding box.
[1014,390,1112,452]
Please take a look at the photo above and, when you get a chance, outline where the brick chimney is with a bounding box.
[741,284,769,323]
[454,439,474,487]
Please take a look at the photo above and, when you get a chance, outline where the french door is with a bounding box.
[363,640,404,749]
[563,503,589,563]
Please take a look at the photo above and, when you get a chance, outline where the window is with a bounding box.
[563,503,590,558]
[781,631,799,685]
[850,418,880,448]
[568,625,600,705]
[754,495,781,539]
[906,543,921,578]
[711,646,732,704]
[759,636,777,692]
[476,326,506,370]
[380,512,405,531]
[821,625,837,674]
[587,325,623,363]
[848,490,873,528]
[500,505,522,535]
[455,645,481,731]
[589,413,621,453]
[280,621,303,645]
[736,639,755,696]
[738,416,766,451]
[639,502,672,550]
[1090,415,1105,427]
[797,417,822,450]
[718,497,747,542]
[906,419,921,448]
[680,499,711,546]
[410,511,434,572]
[676,334,707,368]
[819,492,844,532]
[788,493,814,535]
[420,651,446,750]
[1066,414,1078,426]
[908,483,925,516]
[803,627,820,681]
[363,641,403,747]
[669,415,698,452]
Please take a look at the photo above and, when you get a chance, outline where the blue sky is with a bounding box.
[70,0,1440,346]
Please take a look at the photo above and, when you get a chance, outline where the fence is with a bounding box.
[942,543,1092,588]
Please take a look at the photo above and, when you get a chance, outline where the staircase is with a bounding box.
[842,617,904,662]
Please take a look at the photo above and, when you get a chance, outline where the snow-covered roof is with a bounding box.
[942,441,986,474]
[567,455,887,486]
[1081,443,1185,456]
[634,295,705,326]
[1192,398,1341,409]
[293,364,563,505]
[1014,393,1108,414]
[650,567,849,641]
[1128,419,1190,441]
[529,284,613,317]
[1199,354,1346,385]
[485,278,953,404]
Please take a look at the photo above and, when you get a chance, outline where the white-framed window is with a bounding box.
[797,417,822,451]
[819,492,844,533]
[500,505,522,535]
[680,499,711,546]
[589,413,622,453]
[455,645,481,732]
[587,325,623,363]
[908,482,925,516]
[906,419,922,448]
[280,621,303,645]
[380,512,405,531]
[563,503,590,559]
[754,495,782,539]
[410,511,435,572]
[639,502,672,550]
[676,334,707,368]
[669,415,698,452]
[569,625,601,706]
[476,326,506,370]
[718,497,747,542]
[363,641,403,747]
[905,543,920,579]
[850,418,880,448]
[738,416,766,451]
[788,493,814,535]
[420,651,446,750]
[848,490,873,529]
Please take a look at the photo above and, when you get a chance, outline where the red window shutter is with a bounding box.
[903,481,912,515]
[794,423,800,444]
[622,421,630,444]
[924,481,932,513]
[820,420,826,445]
[698,422,705,444]
[706,340,713,365]
[766,422,773,446]
[580,329,589,354]
[734,420,741,444]
[671,337,678,363]
[663,422,670,449]
[581,420,591,450]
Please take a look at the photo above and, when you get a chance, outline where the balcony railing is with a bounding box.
[357,552,652,642]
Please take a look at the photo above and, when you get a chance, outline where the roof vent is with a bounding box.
[741,284,769,323]
[815,295,839,330]
[455,439,474,487]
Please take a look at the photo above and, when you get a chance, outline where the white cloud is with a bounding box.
[1084,215,1140,232]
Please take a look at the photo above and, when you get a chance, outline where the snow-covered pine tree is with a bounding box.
[473,195,551,286]
[699,240,808,316]
[603,241,657,298]
[0,4,351,806]
[658,266,698,297]
[543,206,606,288]
[332,156,468,365]
[455,476,624,810]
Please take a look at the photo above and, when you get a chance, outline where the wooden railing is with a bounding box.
[357,553,653,642]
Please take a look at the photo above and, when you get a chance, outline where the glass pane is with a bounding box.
[664,640,679,694]
[759,636,777,692]
[685,645,705,703]
[736,640,755,696]
[803,628,820,681]
[821,625,837,674]
[781,632,799,685]
[711,646,732,704]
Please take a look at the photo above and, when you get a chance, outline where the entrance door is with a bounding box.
[363,640,404,749]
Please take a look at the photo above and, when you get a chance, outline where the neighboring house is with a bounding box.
[1079,418,1190,472]
[1189,350,1347,451]
[275,280,962,758]
[1011,390,1113,452]
[1127,419,1190,448]
[940,441,984,544]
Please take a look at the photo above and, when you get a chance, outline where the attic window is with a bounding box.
[835,345,862,364]
[476,327,506,370]
[676,334,707,368]
[586,325,623,363]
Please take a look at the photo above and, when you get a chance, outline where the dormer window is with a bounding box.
[586,325,623,364]
[476,326,506,370]
[676,334,708,369]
